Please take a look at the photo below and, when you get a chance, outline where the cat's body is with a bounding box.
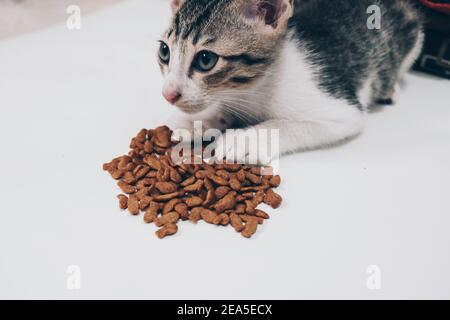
[159,0,423,162]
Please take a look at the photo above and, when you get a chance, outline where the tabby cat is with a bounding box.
[157,0,423,162]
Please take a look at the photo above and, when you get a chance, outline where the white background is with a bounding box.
[0,0,449,299]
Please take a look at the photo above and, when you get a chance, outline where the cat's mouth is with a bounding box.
[175,103,208,115]
[177,106,206,114]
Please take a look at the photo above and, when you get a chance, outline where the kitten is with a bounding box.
[157,0,423,162]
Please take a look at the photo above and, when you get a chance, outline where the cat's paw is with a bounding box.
[167,114,197,144]
[213,129,245,163]
[212,129,273,165]
[168,114,194,134]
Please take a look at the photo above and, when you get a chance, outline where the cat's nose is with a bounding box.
[162,88,182,105]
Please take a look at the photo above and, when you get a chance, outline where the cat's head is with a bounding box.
[158,0,294,114]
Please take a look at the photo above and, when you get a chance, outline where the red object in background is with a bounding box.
[420,0,450,14]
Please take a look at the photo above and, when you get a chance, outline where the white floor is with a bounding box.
[0,0,449,299]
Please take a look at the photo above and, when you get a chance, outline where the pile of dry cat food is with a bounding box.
[103,126,282,239]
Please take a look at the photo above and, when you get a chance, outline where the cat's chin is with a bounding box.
[176,105,208,115]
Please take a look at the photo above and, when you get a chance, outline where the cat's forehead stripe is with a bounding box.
[201,37,217,46]
[173,0,228,42]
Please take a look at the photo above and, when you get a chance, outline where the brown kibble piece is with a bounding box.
[206,172,229,186]
[202,190,216,207]
[189,207,202,223]
[245,171,262,185]
[135,166,150,179]
[169,167,182,183]
[229,177,241,191]
[163,198,181,214]
[245,200,256,214]
[250,167,262,175]
[103,160,116,172]
[117,194,128,210]
[185,196,204,207]
[195,170,207,179]
[269,175,281,187]
[183,179,204,193]
[174,203,189,220]
[136,129,147,142]
[213,213,230,226]
[255,209,270,219]
[236,169,246,182]
[264,189,282,209]
[144,140,154,153]
[132,164,144,176]
[117,156,131,170]
[139,196,152,210]
[230,213,245,232]
[144,202,160,223]
[135,187,150,200]
[156,223,178,239]
[153,125,172,148]
[144,210,157,223]
[118,181,136,194]
[203,177,214,191]
[146,170,157,178]
[240,185,270,192]
[136,178,154,189]
[111,169,124,180]
[240,215,264,225]
[241,218,258,238]
[213,191,237,213]
[180,176,196,187]
[155,181,178,194]
[156,212,180,227]
[253,190,265,206]
[200,209,218,224]
[153,191,183,202]
[122,171,136,185]
[144,155,161,170]
[215,186,230,199]
[235,203,246,214]
[127,195,140,215]
[156,167,170,182]
[216,170,231,180]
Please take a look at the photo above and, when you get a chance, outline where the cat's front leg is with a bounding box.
[213,127,279,165]
[213,105,364,163]
[167,110,196,135]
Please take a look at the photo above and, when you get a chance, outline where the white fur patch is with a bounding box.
[357,71,377,110]
[169,34,365,159]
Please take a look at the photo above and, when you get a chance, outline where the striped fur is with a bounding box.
[159,0,423,160]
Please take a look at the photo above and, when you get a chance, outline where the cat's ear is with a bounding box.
[242,0,294,31]
[170,0,184,13]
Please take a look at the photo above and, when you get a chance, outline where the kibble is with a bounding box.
[103,125,283,239]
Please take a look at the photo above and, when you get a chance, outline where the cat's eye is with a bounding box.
[158,41,170,64]
[194,51,219,72]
